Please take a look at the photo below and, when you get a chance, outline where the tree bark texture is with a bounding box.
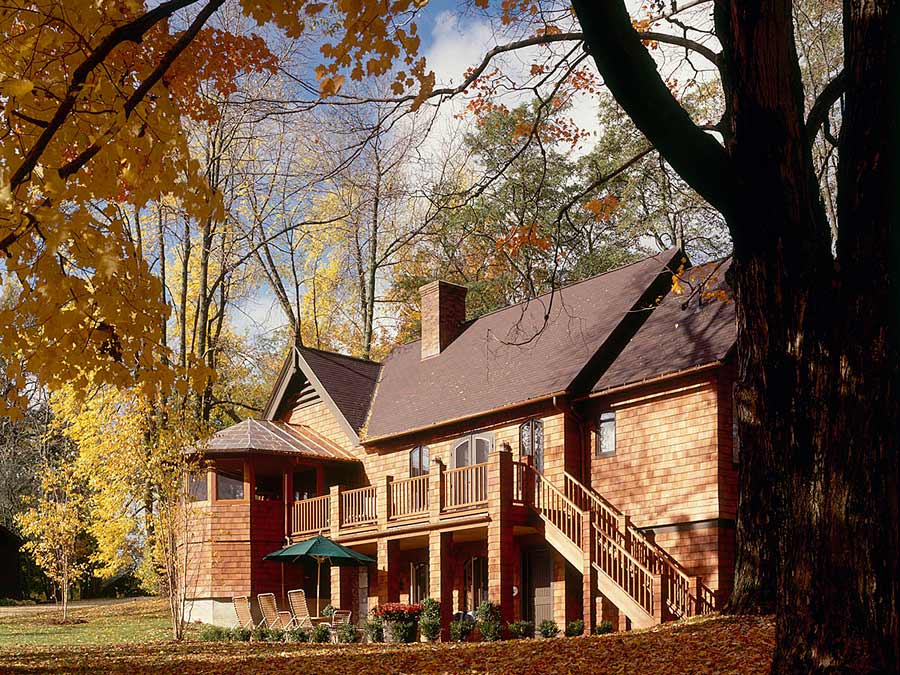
[573,0,899,671]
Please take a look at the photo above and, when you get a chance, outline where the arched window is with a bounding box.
[409,445,430,477]
[519,418,544,473]
[451,432,493,468]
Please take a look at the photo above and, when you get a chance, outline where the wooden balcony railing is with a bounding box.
[291,494,330,536]
[389,475,429,520]
[341,486,377,528]
[443,463,488,510]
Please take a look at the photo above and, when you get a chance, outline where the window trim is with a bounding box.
[187,469,209,503]
[595,411,617,458]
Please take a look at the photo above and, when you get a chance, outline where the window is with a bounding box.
[188,471,208,502]
[410,561,429,603]
[463,556,488,612]
[519,418,544,473]
[595,411,616,457]
[255,474,283,502]
[452,432,493,468]
[216,465,245,500]
[409,445,430,477]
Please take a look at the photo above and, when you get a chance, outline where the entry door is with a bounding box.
[524,549,553,625]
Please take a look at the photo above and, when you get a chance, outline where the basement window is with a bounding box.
[595,411,616,457]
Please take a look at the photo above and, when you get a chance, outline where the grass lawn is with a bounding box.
[0,597,177,646]
[0,598,775,674]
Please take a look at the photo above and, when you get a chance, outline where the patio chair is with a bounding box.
[232,595,254,629]
[286,588,315,629]
[257,592,292,629]
[329,609,352,642]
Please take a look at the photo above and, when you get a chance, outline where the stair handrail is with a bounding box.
[591,522,656,617]
[563,471,717,617]
[525,464,584,548]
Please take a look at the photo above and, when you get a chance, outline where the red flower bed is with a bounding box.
[372,603,422,623]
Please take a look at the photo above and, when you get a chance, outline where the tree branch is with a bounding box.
[805,70,845,144]
[8,0,204,191]
[58,0,226,179]
[571,0,735,217]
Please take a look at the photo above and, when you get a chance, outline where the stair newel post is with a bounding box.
[521,454,534,508]
[330,485,342,537]
[693,576,703,616]
[652,574,665,624]
[377,475,392,527]
[581,507,596,634]
[428,458,444,523]
[618,514,631,553]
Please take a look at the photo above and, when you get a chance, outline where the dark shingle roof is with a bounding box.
[363,249,682,440]
[592,258,736,393]
[203,419,358,461]
[296,347,381,434]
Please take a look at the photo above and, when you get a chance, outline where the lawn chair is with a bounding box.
[329,609,352,642]
[286,588,315,629]
[233,596,254,629]
[257,592,292,629]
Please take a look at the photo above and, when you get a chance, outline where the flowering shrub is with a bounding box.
[372,602,423,623]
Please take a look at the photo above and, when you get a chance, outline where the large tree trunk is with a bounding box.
[573,1,900,671]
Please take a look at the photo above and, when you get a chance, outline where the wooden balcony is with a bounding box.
[290,460,493,538]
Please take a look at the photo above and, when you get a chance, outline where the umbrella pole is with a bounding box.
[317,559,321,616]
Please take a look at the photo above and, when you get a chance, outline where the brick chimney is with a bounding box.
[419,280,467,359]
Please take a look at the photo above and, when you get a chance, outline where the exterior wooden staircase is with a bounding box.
[518,463,718,629]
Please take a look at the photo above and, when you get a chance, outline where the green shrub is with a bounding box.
[285,626,310,643]
[251,626,285,642]
[228,627,252,642]
[362,614,384,643]
[538,619,559,638]
[0,598,36,607]
[321,605,336,618]
[419,598,442,642]
[507,620,534,639]
[475,601,503,641]
[311,623,332,643]
[595,620,614,635]
[385,619,417,643]
[450,619,475,642]
[336,621,359,644]
[565,619,584,637]
[198,624,228,641]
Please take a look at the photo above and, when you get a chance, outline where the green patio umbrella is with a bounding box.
[264,535,375,611]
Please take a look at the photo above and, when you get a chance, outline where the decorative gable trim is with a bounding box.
[262,346,361,446]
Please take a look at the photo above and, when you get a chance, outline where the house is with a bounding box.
[183,248,738,635]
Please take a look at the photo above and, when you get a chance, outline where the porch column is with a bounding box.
[377,475,392,527]
[373,538,399,609]
[429,530,453,640]
[329,485,341,538]
[551,550,567,628]
[582,510,596,634]
[487,444,514,622]
[330,565,343,612]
